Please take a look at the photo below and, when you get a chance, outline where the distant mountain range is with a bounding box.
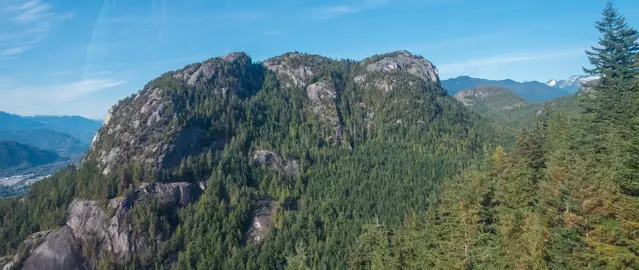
[442,76,571,102]
[453,86,580,131]
[0,112,102,143]
[546,75,599,93]
[0,141,67,170]
[0,112,101,173]
[0,130,90,158]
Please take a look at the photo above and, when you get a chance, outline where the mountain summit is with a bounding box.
[3,50,501,269]
[546,75,599,93]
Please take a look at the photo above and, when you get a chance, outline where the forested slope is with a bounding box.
[0,51,503,269]
[350,3,639,269]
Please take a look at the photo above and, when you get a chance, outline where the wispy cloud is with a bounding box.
[263,30,281,36]
[438,48,587,74]
[408,28,533,52]
[0,0,72,58]
[0,78,125,113]
[0,46,29,56]
[314,0,390,20]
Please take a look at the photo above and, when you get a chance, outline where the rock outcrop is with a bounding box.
[244,199,276,243]
[352,51,440,94]
[23,227,88,270]
[252,150,299,177]
[20,182,203,268]
[86,52,260,176]
[262,53,326,88]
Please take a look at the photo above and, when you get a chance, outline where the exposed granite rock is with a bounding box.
[1,256,14,270]
[138,182,203,207]
[499,102,526,111]
[244,199,276,243]
[262,53,327,88]
[365,51,440,83]
[306,80,343,143]
[453,88,493,107]
[252,150,299,177]
[22,226,88,270]
[21,182,203,268]
[86,53,259,178]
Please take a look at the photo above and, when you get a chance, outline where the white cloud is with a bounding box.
[263,30,281,36]
[10,0,52,22]
[0,0,72,57]
[314,0,390,20]
[0,46,29,56]
[0,78,126,114]
[438,48,587,74]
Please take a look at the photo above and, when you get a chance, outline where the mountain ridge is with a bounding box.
[546,74,599,93]
[0,112,102,143]
[442,75,571,102]
[1,50,505,269]
[0,141,67,170]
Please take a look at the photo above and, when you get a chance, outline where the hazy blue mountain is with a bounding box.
[0,129,90,157]
[27,115,102,142]
[0,112,46,130]
[0,112,102,143]
[0,141,67,170]
[442,76,571,102]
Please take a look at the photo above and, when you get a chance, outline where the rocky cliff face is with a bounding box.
[86,52,261,176]
[7,50,454,269]
[18,182,203,269]
[454,86,527,110]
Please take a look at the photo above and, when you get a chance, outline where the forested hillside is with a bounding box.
[350,3,639,269]
[453,86,581,133]
[0,51,503,269]
[0,141,66,170]
[0,2,636,270]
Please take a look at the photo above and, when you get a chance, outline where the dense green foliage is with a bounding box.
[0,3,636,269]
[0,141,66,170]
[456,86,581,138]
[0,52,502,269]
[350,3,639,269]
[455,86,540,130]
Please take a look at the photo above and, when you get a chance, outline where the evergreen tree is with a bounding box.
[581,1,639,195]
[584,1,639,83]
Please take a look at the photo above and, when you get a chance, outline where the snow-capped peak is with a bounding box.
[546,75,599,93]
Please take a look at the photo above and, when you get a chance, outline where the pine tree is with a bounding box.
[582,1,639,195]
[584,1,639,83]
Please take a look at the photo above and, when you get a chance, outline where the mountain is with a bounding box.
[442,76,571,102]
[454,86,581,131]
[546,75,599,93]
[454,86,540,129]
[28,115,103,143]
[0,51,506,269]
[0,112,45,130]
[0,129,89,157]
[0,141,66,170]
[0,112,102,143]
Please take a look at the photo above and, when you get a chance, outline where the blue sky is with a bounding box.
[0,0,638,119]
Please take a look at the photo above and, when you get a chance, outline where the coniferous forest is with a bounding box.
[0,2,638,269]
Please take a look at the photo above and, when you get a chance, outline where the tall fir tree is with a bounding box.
[581,1,639,195]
